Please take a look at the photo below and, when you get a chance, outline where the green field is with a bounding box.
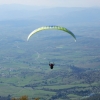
[0,21,100,100]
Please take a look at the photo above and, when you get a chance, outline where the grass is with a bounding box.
[68,94,82,100]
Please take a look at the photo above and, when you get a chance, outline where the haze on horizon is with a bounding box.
[0,0,100,7]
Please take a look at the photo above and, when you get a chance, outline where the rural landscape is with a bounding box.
[0,4,100,100]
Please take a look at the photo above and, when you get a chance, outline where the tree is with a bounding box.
[12,96,39,100]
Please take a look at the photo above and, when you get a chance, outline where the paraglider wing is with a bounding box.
[27,26,76,41]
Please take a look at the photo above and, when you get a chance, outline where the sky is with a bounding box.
[0,0,100,7]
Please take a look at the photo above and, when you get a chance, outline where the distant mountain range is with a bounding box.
[0,4,100,24]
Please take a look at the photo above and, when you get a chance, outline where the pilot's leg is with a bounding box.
[50,66,53,69]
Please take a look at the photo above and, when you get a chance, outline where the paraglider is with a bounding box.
[27,26,76,41]
[27,26,76,69]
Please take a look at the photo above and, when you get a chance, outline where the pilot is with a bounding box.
[49,62,55,69]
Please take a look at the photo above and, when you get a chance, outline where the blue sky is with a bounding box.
[0,0,100,7]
